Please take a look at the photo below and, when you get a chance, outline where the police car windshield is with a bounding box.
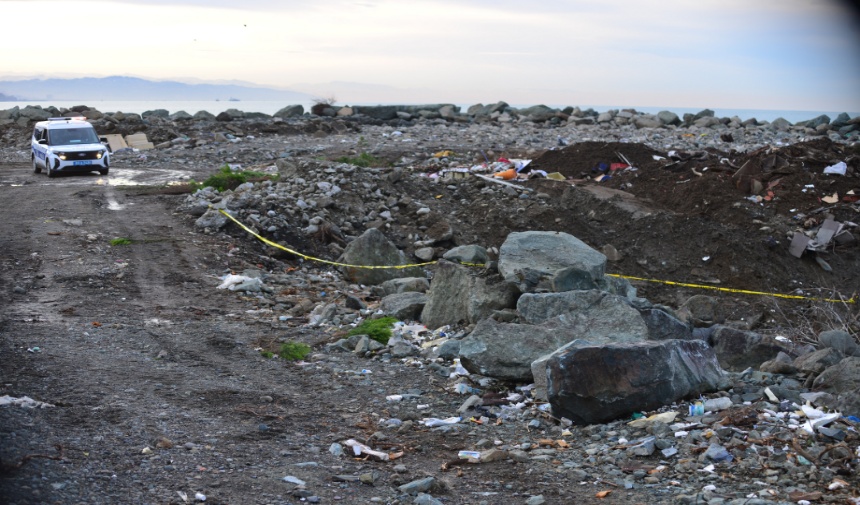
[49,128,100,146]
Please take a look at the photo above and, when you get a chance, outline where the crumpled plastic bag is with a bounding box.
[627,411,678,428]
[217,274,253,289]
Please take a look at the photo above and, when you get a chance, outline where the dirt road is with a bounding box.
[0,163,302,503]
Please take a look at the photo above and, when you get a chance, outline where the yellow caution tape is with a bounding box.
[218,208,855,303]
[607,274,856,304]
[217,208,437,269]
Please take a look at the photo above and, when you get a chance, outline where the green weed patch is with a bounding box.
[347,317,398,345]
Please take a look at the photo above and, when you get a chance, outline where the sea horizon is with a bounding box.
[1,99,857,125]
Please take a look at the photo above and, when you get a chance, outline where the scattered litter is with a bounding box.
[216,274,255,290]
[458,450,481,460]
[822,161,847,175]
[628,411,678,428]
[453,383,481,395]
[822,192,839,204]
[439,167,471,180]
[343,439,401,461]
[422,417,461,427]
[688,401,705,416]
[828,478,849,490]
[789,218,856,258]
[0,395,55,409]
[125,132,154,150]
[474,173,534,192]
[282,475,306,486]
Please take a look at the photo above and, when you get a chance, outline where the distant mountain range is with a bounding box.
[0,76,314,101]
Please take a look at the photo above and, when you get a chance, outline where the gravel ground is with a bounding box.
[1,111,858,505]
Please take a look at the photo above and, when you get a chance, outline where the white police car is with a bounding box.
[31,118,110,177]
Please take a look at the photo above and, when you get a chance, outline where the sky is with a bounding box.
[1,0,859,111]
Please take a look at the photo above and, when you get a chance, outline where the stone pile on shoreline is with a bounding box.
[1,102,858,140]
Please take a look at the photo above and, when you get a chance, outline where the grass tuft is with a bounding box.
[278,341,311,361]
[347,317,398,345]
[110,237,133,246]
[191,165,277,192]
[335,152,385,168]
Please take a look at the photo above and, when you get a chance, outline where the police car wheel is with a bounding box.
[33,156,41,174]
[47,166,56,178]
[99,168,109,176]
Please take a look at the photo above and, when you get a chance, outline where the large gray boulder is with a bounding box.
[657,110,681,126]
[632,116,662,129]
[443,245,488,265]
[550,267,600,292]
[812,357,860,417]
[796,114,830,129]
[638,308,694,341]
[19,106,51,121]
[193,110,217,121]
[195,207,229,230]
[338,228,423,285]
[769,117,791,131]
[275,158,300,178]
[517,105,557,122]
[603,275,637,299]
[459,318,573,380]
[546,339,726,424]
[421,261,517,329]
[794,347,843,374]
[517,290,648,344]
[678,295,720,327]
[353,105,399,120]
[274,104,304,118]
[531,339,592,401]
[381,277,430,295]
[380,292,427,321]
[498,231,606,293]
[468,101,508,117]
[142,108,170,118]
[831,113,852,128]
[467,103,487,116]
[169,110,193,121]
[709,326,791,372]
[0,106,20,120]
[818,329,860,357]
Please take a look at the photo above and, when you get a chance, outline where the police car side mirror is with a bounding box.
[38,139,48,145]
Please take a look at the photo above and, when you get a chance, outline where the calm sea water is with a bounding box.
[1,100,856,124]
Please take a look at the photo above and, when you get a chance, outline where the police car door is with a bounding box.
[32,127,48,167]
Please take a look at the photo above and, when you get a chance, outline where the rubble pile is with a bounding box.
[1,102,858,503]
